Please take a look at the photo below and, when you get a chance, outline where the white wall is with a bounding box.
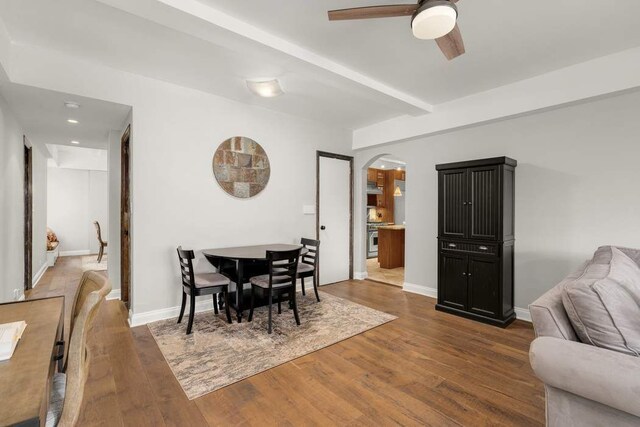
[107,123,127,292]
[354,90,640,309]
[7,46,352,318]
[0,93,24,301]
[47,167,108,255]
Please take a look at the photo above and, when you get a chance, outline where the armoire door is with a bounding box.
[439,168,468,238]
[439,252,468,310]
[467,255,499,318]
[468,166,499,240]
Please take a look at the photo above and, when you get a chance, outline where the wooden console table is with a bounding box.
[0,297,64,426]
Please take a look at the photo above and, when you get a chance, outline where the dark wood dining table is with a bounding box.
[202,244,307,323]
[0,297,65,427]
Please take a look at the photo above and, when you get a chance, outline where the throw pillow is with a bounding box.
[562,247,640,356]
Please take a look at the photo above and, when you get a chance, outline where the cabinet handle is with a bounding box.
[448,243,457,248]
[479,246,488,251]
[468,201,473,205]
[462,272,466,276]
[468,273,472,277]
[462,202,468,206]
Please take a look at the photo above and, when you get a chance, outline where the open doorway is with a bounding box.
[1,83,132,302]
[364,156,406,287]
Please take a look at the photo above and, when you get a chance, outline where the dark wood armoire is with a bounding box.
[435,157,517,327]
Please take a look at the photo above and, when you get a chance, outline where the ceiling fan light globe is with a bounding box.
[411,3,457,40]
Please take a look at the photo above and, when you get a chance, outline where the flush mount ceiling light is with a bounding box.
[67,119,79,124]
[246,79,284,98]
[411,1,457,40]
[64,101,80,109]
[70,140,80,145]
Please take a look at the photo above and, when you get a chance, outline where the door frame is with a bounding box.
[120,125,131,308]
[316,151,354,280]
[23,137,33,292]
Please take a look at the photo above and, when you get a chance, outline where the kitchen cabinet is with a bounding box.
[367,168,377,183]
[436,157,516,327]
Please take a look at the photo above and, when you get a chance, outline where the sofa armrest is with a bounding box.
[530,337,640,418]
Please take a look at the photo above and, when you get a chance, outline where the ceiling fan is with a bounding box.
[328,0,464,60]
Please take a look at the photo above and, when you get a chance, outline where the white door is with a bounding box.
[318,155,351,285]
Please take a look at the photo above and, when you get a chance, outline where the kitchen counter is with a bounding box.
[378,226,405,269]
[378,225,405,230]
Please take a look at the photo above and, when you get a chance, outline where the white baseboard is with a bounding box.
[353,271,368,280]
[32,262,48,288]
[514,307,532,322]
[129,298,215,327]
[107,289,121,301]
[60,249,91,257]
[402,282,438,299]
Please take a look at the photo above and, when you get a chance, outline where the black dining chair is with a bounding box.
[248,248,301,334]
[176,246,232,334]
[298,238,321,302]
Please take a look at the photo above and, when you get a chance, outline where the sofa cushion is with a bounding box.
[608,247,640,306]
[562,248,640,356]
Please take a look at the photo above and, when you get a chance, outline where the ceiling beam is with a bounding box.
[96,0,434,115]
[353,46,640,149]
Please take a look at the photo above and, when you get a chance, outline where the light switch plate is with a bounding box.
[303,205,316,215]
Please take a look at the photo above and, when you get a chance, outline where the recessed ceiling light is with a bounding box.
[246,79,284,98]
[381,165,385,168]
[64,101,80,109]
[412,0,458,40]
[70,140,80,145]
[67,119,78,124]
[397,167,402,171]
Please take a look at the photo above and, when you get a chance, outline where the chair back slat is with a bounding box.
[267,248,301,288]
[300,238,320,268]
[176,246,196,289]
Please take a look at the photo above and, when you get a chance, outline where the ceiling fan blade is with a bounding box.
[435,24,465,60]
[328,4,418,21]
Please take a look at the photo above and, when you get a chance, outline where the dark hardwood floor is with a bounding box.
[28,256,544,426]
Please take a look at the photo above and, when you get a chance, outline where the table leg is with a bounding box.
[236,260,244,323]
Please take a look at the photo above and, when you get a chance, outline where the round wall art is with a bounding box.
[212,136,270,198]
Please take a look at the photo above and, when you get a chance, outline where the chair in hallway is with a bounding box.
[93,221,107,263]
[248,248,301,334]
[176,247,232,334]
[46,270,111,427]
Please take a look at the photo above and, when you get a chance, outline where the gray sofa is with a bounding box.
[529,246,640,427]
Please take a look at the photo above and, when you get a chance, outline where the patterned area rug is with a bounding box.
[147,291,396,399]
[81,255,107,272]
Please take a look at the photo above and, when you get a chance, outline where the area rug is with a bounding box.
[81,255,107,272]
[147,291,396,399]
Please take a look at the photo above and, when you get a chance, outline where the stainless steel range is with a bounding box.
[367,222,389,258]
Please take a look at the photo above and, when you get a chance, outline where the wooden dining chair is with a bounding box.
[248,248,301,334]
[46,270,111,427]
[177,247,232,334]
[298,238,321,302]
[93,221,107,263]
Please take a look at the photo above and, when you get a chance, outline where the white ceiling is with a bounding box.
[0,0,419,129]
[1,0,640,130]
[202,0,640,104]
[0,83,131,149]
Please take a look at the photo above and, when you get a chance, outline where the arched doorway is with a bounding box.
[362,154,406,287]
